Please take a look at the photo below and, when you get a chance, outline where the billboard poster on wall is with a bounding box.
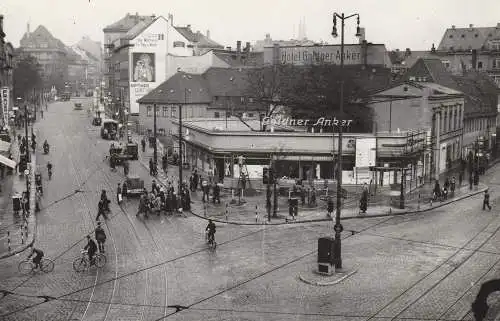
[129,52,156,114]
[0,87,9,127]
[355,138,376,168]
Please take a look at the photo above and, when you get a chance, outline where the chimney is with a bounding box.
[151,14,156,19]
[452,25,456,29]
[226,46,232,51]
[206,29,210,39]
[472,49,477,70]
[431,43,436,53]
[187,24,191,30]
[469,24,474,29]
[245,42,251,52]
[27,21,30,34]
[169,14,174,26]
[236,41,241,53]
[497,23,500,28]
[405,48,411,57]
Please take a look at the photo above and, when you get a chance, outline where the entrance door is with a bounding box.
[215,158,225,183]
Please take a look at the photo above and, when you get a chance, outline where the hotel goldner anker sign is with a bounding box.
[265,44,387,66]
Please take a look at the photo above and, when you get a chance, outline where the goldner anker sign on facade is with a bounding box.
[263,44,389,66]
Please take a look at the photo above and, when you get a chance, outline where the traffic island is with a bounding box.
[298,262,357,286]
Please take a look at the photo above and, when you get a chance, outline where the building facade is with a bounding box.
[19,24,68,91]
[370,82,465,180]
[0,15,14,127]
[103,13,224,117]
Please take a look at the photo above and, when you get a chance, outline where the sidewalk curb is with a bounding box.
[136,149,488,226]
[0,152,37,260]
[188,185,488,226]
[298,269,357,286]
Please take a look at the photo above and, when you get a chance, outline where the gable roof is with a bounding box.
[174,27,223,49]
[137,72,212,104]
[403,58,459,91]
[103,13,154,33]
[203,67,250,96]
[20,25,66,51]
[452,71,500,116]
[124,16,165,40]
[437,25,500,51]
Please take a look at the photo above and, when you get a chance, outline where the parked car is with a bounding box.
[74,102,82,110]
[122,176,144,197]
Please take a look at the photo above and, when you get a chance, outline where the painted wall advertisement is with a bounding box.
[129,19,168,114]
[0,87,9,127]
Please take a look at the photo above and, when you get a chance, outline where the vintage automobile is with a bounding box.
[122,176,145,197]
[101,119,119,140]
[92,117,102,126]
[109,142,138,165]
[74,102,83,110]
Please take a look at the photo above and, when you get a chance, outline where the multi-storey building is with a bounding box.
[66,45,101,94]
[0,15,14,127]
[103,13,224,118]
[75,36,102,90]
[391,24,500,86]
[19,24,68,92]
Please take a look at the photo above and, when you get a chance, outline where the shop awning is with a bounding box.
[0,154,16,169]
[0,140,11,152]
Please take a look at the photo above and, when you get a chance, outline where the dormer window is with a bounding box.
[449,35,453,38]
[461,34,465,38]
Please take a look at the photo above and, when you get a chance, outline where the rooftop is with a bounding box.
[174,26,223,49]
[437,24,500,51]
[103,13,155,32]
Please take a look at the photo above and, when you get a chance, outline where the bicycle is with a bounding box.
[18,257,55,275]
[73,249,106,272]
[205,231,217,251]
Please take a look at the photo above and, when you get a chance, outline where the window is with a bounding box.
[249,97,254,103]
[240,97,245,103]
[171,106,177,117]
[449,46,454,51]
[248,113,254,117]
[158,34,165,40]
[214,96,219,101]
[475,34,479,38]
[478,61,483,69]
[461,34,465,38]
[214,112,220,118]
[449,35,453,38]
[146,106,153,117]
[162,106,168,117]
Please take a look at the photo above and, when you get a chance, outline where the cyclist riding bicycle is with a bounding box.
[84,235,98,265]
[27,245,44,269]
[206,220,216,244]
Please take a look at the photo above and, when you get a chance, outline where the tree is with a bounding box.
[245,64,381,133]
[13,55,43,100]
[245,65,302,131]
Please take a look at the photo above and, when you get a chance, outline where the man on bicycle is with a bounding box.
[84,235,98,265]
[27,245,44,270]
[95,222,106,253]
[206,220,216,244]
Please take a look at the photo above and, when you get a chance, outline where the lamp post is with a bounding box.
[179,88,191,192]
[331,12,361,270]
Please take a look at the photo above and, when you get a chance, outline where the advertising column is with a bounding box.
[129,18,168,115]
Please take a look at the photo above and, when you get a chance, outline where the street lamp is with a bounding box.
[331,12,361,270]
[179,87,191,192]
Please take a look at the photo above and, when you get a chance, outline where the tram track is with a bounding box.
[362,205,500,320]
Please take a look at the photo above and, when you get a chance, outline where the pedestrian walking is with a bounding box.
[192,170,199,191]
[451,177,456,194]
[327,197,334,218]
[116,183,122,205]
[162,154,168,174]
[136,190,149,218]
[141,138,146,152]
[149,158,154,176]
[212,183,221,204]
[483,190,492,211]
[40,110,44,119]
[123,160,129,176]
[95,222,106,253]
[202,179,209,203]
[469,173,474,190]
[96,199,109,221]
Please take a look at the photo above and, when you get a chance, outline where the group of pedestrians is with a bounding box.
[432,176,457,202]
[188,169,221,204]
[136,179,191,218]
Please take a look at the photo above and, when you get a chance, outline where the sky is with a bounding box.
[1,0,500,50]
